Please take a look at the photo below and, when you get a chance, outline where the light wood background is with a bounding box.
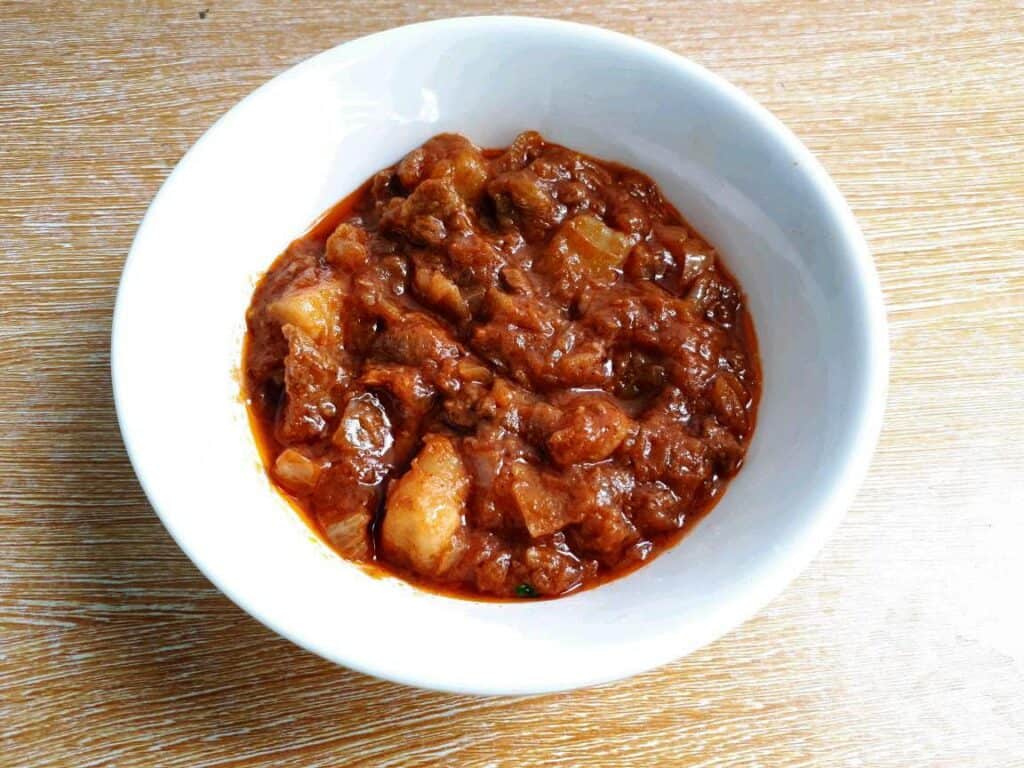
[2,1,1023,766]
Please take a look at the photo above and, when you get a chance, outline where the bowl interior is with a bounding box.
[113,17,886,694]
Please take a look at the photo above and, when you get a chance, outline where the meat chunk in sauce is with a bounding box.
[244,132,759,600]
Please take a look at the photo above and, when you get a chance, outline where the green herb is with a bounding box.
[515,583,537,598]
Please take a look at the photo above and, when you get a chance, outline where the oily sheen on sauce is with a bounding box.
[243,132,760,600]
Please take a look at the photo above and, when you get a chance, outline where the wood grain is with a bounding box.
[2,1,1023,765]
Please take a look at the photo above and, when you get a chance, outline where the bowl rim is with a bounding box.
[111,15,889,694]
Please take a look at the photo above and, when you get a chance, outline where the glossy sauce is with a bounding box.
[243,132,760,600]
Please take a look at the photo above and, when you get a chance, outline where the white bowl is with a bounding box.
[112,16,887,695]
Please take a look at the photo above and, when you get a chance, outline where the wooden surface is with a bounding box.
[2,1,1023,765]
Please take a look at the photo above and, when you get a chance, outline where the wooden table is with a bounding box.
[3,2,1022,765]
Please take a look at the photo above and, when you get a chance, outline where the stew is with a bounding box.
[243,132,760,599]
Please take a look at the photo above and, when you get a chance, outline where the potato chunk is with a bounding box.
[545,214,632,285]
[267,282,342,341]
[381,435,470,576]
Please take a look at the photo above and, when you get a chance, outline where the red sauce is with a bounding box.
[243,132,760,600]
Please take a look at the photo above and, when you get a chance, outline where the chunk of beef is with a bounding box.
[546,394,635,466]
[278,324,347,442]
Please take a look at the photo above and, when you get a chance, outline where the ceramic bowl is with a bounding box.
[112,16,887,694]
